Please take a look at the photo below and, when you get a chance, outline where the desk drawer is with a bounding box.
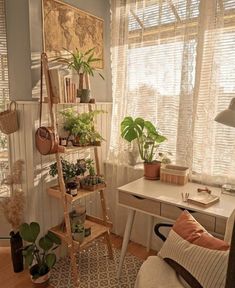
[161,203,216,232]
[119,191,160,215]
[215,218,226,235]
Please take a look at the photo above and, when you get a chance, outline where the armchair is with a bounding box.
[135,210,235,288]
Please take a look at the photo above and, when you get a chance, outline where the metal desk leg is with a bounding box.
[117,209,136,278]
[147,215,154,252]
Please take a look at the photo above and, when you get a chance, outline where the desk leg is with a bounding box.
[147,215,154,252]
[117,209,136,278]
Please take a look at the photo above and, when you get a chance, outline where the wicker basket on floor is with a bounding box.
[0,101,18,135]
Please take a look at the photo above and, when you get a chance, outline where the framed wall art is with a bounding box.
[42,0,104,68]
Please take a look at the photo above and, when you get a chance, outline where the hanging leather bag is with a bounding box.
[35,53,64,155]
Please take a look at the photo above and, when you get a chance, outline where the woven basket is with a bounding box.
[0,101,18,135]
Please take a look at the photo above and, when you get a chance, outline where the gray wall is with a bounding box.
[5,0,32,101]
[6,0,112,102]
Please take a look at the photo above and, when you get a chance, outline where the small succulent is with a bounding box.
[81,175,105,186]
[72,223,84,233]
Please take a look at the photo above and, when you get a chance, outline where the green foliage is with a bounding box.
[49,158,95,182]
[81,175,105,186]
[50,158,79,182]
[85,159,95,176]
[72,223,84,233]
[60,108,104,145]
[121,116,167,163]
[0,134,7,150]
[19,222,40,243]
[56,47,104,80]
[19,222,61,278]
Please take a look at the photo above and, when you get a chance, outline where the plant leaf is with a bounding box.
[25,252,33,267]
[45,253,56,269]
[39,236,53,251]
[29,222,40,243]
[121,116,144,142]
[46,231,61,245]
[19,223,35,243]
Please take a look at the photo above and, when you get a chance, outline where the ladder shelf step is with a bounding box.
[47,184,106,203]
[61,145,101,154]
[49,216,112,250]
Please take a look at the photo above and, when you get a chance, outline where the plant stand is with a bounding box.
[41,53,113,287]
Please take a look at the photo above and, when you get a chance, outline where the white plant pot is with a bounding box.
[30,271,50,286]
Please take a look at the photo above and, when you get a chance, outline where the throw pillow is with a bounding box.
[158,210,229,288]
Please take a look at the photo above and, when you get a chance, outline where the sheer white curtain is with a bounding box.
[109,0,235,185]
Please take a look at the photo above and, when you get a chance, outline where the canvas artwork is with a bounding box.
[43,0,104,68]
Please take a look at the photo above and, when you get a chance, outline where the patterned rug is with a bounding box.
[50,242,143,288]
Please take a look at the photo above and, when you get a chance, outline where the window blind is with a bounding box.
[0,0,10,195]
[125,0,199,160]
[110,0,235,183]
[192,5,235,181]
[0,0,9,108]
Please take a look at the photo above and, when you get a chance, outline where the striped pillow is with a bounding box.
[158,210,229,288]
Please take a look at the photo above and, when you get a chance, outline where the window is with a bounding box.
[0,0,10,196]
[110,0,235,183]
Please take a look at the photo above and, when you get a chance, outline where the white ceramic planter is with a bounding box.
[30,270,50,286]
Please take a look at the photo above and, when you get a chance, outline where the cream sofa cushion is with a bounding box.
[134,256,188,288]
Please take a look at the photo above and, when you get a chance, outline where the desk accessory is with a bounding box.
[221,184,235,196]
[215,98,235,196]
[187,192,220,207]
[160,164,189,185]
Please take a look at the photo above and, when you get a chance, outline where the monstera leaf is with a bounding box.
[121,117,144,142]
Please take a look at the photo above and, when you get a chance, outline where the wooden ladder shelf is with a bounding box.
[41,53,113,287]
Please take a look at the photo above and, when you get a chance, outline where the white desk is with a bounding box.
[117,177,235,277]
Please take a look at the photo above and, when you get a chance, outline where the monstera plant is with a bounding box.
[19,222,61,285]
[121,116,167,179]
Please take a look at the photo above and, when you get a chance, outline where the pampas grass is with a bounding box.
[0,188,25,232]
[0,159,25,231]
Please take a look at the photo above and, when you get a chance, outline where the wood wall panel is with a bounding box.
[9,102,112,233]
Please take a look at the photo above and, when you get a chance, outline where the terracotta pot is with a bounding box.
[144,161,161,180]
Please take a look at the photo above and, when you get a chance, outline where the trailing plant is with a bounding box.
[60,108,104,145]
[121,116,167,163]
[56,48,104,80]
[49,158,87,183]
[19,222,61,279]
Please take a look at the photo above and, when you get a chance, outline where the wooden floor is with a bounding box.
[0,233,155,288]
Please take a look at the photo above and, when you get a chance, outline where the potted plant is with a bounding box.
[71,223,85,243]
[60,108,104,146]
[49,158,87,195]
[80,159,105,190]
[56,48,104,103]
[121,116,167,180]
[19,222,61,286]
